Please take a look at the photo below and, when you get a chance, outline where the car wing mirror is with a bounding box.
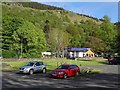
[34,65,36,67]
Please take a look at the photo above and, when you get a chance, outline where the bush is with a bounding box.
[81,67,101,75]
[2,50,16,58]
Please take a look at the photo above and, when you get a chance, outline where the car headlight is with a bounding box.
[24,68,29,71]
[58,72,64,74]
[20,68,24,70]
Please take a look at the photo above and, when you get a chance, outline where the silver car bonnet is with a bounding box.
[20,65,34,69]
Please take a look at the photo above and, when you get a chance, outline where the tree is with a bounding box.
[66,23,79,36]
[2,16,23,50]
[2,16,24,58]
[100,15,117,52]
[66,23,84,47]
[115,22,120,54]
[77,19,104,50]
[103,15,111,22]
[69,34,82,47]
[84,36,106,51]
[12,20,47,58]
[43,20,51,44]
[48,28,69,57]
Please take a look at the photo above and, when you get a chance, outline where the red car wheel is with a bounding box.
[76,72,79,76]
[63,73,67,79]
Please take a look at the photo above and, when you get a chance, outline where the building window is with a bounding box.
[86,54,88,57]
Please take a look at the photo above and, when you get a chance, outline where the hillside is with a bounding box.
[2,2,118,58]
[3,2,64,10]
[2,2,102,24]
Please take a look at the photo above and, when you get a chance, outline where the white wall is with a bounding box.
[69,52,73,57]
[41,52,52,56]
[68,51,86,58]
[78,52,84,57]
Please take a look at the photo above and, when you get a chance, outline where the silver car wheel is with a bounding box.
[29,70,34,75]
[43,68,46,73]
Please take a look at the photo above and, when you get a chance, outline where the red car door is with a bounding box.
[72,65,78,75]
[68,65,76,76]
[76,66,80,74]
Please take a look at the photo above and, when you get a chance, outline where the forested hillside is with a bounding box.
[1,2,119,58]
[3,2,64,10]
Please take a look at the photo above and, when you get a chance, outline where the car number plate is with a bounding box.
[19,70,23,72]
[52,74,56,76]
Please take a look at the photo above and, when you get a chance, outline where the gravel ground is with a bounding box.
[1,65,120,89]
[80,65,119,74]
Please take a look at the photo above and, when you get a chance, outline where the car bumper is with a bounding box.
[49,73,64,78]
[19,70,29,74]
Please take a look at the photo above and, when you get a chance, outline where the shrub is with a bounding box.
[2,50,16,58]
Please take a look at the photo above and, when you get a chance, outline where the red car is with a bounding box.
[49,64,80,79]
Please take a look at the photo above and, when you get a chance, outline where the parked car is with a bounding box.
[108,57,120,65]
[49,64,80,79]
[19,61,46,75]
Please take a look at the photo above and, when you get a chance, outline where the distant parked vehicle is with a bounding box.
[19,61,46,75]
[49,64,80,79]
[108,57,120,65]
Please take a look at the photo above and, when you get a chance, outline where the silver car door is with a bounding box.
[34,62,41,72]
[39,62,43,71]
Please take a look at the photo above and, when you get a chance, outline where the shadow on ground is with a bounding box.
[2,71,120,89]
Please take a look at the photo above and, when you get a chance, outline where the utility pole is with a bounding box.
[20,38,23,59]
[19,34,23,59]
[16,31,23,59]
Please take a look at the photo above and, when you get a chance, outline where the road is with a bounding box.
[2,65,120,89]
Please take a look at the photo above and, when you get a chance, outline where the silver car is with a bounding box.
[19,61,46,75]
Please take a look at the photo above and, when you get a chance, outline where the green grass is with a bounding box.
[2,59,107,72]
[2,62,28,70]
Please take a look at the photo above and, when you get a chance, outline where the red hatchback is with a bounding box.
[49,64,80,79]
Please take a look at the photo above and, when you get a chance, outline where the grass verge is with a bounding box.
[2,59,107,72]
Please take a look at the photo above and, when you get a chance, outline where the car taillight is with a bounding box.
[108,58,113,60]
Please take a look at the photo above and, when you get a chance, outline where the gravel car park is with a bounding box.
[2,65,119,89]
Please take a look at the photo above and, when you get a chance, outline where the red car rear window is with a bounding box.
[58,65,69,69]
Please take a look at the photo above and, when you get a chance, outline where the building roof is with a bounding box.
[67,48,91,51]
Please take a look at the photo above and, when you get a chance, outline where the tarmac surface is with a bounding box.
[1,65,120,90]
